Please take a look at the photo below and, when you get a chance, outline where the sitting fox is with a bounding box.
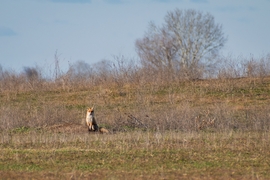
[86,107,109,134]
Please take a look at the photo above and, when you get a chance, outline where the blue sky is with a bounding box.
[0,0,269,72]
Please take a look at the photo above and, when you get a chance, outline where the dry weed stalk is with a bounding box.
[195,110,216,130]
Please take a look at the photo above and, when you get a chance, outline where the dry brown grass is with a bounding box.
[1,57,270,179]
[0,76,270,132]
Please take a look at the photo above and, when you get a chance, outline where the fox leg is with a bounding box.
[87,122,93,131]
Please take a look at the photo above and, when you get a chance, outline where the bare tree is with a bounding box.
[110,55,139,86]
[92,59,113,83]
[24,67,39,81]
[67,60,92,80]
[23,66,41,89]
[136,9,227,80]
[53,50,61,80]
[136,23,178,81]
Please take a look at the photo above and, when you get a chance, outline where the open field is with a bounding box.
[1,131,270,179]
[1,76,270,179]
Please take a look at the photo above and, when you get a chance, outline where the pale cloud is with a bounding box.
[104,0,123,4]
[0,27,16,37]
[191,0,208,3]
[152,0,182,3]
[49,0,91,3]
[218,6,245,13]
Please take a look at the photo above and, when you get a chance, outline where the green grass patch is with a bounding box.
[0,131,270,179]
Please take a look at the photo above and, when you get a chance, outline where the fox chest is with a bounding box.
[86,114,94,123]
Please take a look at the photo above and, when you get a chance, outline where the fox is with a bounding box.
[86,107,109,134]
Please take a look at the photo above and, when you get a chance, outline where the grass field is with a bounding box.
[1,131,270,179]
[1,76,270,179]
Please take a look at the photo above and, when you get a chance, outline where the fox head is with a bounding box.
[87,107,94,112]
[86,107,94,116]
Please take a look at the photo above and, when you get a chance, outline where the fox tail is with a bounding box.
[99,127,109,134]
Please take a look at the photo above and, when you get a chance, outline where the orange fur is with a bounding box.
[86,107,109,134]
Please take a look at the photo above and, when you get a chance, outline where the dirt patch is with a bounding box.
[44,123,87,133]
